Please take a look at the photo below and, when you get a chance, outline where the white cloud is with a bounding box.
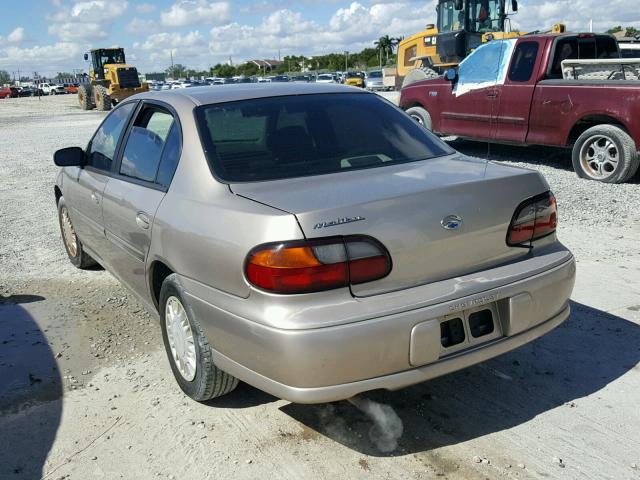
[0,42,83,74]
[136,2,156,14]
[48,0,128,42]
[7,27,26,44]
[160,1,230,27]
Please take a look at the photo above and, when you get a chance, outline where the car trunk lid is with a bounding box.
[231,154,549,297]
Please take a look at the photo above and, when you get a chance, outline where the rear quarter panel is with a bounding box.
[528,81,640,146]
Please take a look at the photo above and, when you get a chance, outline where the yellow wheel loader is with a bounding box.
[78,48,148,111]
[397,0,525,88]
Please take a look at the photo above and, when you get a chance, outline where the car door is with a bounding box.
[493,40,543,143]
[439,40,515,140]
[101,102,182,301]
[64,102,137,259]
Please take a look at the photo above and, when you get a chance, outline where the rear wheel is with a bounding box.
[57,197,97,269]
[572,124,639,183]
[94,85,112,111]
[78,85,94,110]
[160,274,239,401]
[405,106,433,131]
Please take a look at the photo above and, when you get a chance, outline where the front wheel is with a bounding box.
[57,197,97,269]
[160,274,239,401]
[405,106,433,131]
[572,124,639,183]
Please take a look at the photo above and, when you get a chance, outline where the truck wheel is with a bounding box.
[402,67,439,88]
[57,197,97,269]
[572,125,639,183]
[78,85,94,110]
[159,274,239,402]
[94,85,112,111]
[405,106,433,131]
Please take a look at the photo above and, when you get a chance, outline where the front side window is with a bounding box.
[509,41,540,82]
[87,102,136,171]
[120,108,176,183]
[196,93,454,182]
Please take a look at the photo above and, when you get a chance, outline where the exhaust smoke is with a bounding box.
[348,396,404,453]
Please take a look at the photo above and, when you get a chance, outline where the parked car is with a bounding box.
[344,71,365,88]
[316,74,336,84]
[0,86,19,98]
[617,37,640,58]
[64,83,80,94]
[17,86,40,97]
[271,75,290,83]
[53,84,575,404]
[401,33,640,183]
[38,83,66,95]
[365,70,385,91]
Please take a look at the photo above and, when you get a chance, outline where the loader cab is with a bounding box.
[84,48,126,81]
[436,0,516,64]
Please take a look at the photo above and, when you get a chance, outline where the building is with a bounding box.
[246,59,284,72]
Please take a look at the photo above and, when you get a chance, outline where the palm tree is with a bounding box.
[374,35,393,64]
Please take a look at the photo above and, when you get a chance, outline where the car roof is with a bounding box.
[133,83,366,107]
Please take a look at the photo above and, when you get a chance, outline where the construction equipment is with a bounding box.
[397,0,523,87]
[78,48,148,111]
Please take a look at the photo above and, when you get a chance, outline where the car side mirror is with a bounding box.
[445,68,458,82]
[84,53,89,61]
[512,0,518,12]
[54,147,85,167]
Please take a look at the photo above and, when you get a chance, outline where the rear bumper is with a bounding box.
[184,251,575,403]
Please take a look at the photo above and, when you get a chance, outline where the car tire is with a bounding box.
[405,106,433,131]
[57,197,97,269]
[159,274,239,402]
[94,85,112,111]
[78,84,94,110]
[572,124,639,183]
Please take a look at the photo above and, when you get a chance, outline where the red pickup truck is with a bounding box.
[400,33,640,183]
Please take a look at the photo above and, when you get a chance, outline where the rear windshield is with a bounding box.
[195,93,454,182]
[548,35,620,78]
[368,71,383,78]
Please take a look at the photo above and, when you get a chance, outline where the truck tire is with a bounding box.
[57,197,97,269]
[572,124,639,183]
[78,85,94,110]
[405,106,433,131]
[402,67,439,88]
[94,85,112,111]
[159,274,239,402]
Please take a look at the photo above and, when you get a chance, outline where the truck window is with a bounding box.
[549,36,620,78]
[509,42,539,82]
[456,39,516,95]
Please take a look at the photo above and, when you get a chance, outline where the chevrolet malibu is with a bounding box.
[53,84,575,403]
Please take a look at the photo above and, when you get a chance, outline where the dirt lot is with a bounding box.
[1,95,639,480]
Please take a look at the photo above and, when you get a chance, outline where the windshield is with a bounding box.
[100,50,125,65]
[196,93,454,182]
[438,0,503,33]
[368,71,383,78]
[347,72,363,78]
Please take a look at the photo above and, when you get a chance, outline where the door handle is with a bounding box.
[90,192,100,204]
[136,212,150,230]
[486,90,498,99]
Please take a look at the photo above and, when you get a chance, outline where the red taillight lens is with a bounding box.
[507,192,557,247]
[245,236,391,294]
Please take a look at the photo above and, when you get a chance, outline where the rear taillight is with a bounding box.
[507,192,557,247]
[245,236,391,294]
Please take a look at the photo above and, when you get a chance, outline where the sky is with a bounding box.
[1,0,639,77]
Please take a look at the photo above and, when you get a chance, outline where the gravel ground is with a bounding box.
[1,95,639,480]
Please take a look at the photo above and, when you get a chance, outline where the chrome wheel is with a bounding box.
[165,296,196,381]
[60,206,78,257]
[579,134,619,180]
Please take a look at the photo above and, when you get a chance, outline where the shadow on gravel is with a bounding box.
[206,382,278,409]
[281,301,640,456]
[0,295,62,478]
[449,139,640,183]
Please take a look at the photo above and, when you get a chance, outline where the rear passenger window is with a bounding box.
[509,42,539,82]
[119,107,179,186]
[87,102,136,171]
[156,123,181,188]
